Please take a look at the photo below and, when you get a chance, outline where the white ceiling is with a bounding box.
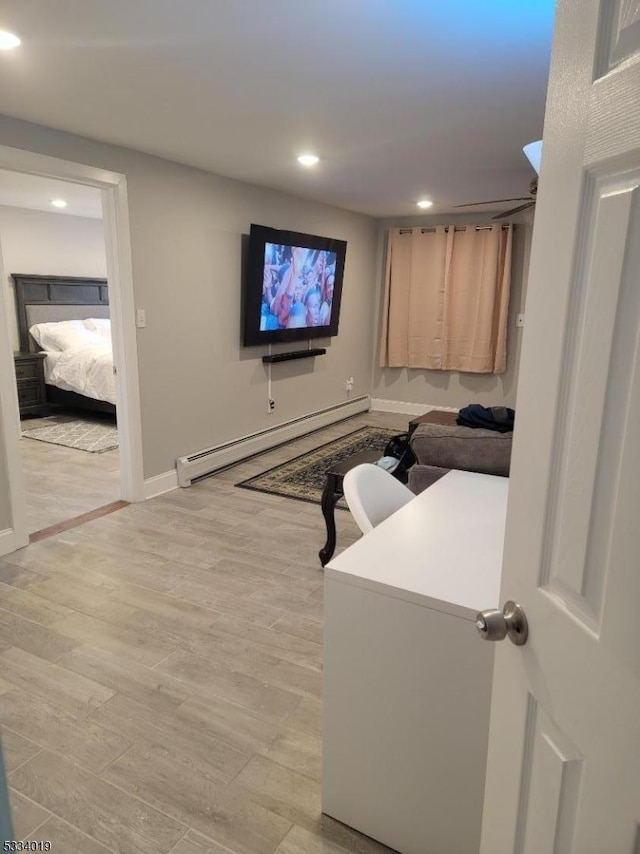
[0,170,103,218]
[0,1,555,218]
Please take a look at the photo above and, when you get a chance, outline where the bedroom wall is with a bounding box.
[0,233,14,539]
[0,114,379,482]
[0,414,11,535]
[0,205,107,351]
[371,212,533,411]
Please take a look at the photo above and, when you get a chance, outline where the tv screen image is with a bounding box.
[243,224,347,346]
[261,242,337,332]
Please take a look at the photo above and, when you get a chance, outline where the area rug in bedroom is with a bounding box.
[21,415,118,453]
[236,426,396,506]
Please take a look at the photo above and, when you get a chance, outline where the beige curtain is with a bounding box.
[379,224,513,373]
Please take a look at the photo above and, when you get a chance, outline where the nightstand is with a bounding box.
[14,352,48,417]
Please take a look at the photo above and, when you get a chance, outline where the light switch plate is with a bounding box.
[136,309,146,328]
[516,313,525,328]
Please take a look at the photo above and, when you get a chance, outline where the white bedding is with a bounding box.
[43,345,116,405]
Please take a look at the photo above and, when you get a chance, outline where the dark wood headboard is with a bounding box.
[13,274,109,353]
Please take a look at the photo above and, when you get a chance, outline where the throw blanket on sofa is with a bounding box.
[457,404,515,433]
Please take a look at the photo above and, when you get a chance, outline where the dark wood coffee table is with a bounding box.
[408,409,458,435]
[318,449,382,567]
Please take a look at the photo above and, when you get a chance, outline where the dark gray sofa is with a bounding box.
[408,423,512,493]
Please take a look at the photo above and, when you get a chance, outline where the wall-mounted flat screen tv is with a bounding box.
[243,223,347,346]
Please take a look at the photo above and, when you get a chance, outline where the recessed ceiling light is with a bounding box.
[297,154,320,167]
[417,199,433,209]
[51,199,68,208]
[0,30,21,50]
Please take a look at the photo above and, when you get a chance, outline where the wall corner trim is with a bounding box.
[0,529,18,558]
[144,470,179,500]
[370,398,458,415]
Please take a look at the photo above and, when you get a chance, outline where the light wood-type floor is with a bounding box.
[0,411,408,854]
[20,417,120,534]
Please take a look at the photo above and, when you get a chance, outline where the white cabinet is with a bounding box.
[322,471,508,854]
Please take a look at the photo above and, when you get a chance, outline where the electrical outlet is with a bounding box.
[268,398,275,414]
[516,313,525,328]
[346,377,354,392]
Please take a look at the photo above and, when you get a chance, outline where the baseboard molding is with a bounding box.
[0,528,17,557]
[144,470,179,499]
[177,395,371,487]
[370,399,458,415]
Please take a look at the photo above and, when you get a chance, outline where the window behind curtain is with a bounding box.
[379,224,513,374]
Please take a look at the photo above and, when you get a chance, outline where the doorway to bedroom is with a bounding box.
[0,169,122,540]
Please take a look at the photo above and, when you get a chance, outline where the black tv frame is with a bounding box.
[242,223,347,347]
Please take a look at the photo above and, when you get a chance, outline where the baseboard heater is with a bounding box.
[176,395,370,487]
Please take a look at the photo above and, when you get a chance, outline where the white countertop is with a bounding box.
[326,470,508,620]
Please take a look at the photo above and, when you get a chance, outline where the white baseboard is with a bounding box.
[144,470,179,499]
[177,395,371,487]
[0,528,17,557]
[370,399,458,415]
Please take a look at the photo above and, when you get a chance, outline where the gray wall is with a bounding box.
[0,205,107,351]
[0,412,11,534]
[0,231,13,535]
[0,115,379,492]
[371,212,533,410]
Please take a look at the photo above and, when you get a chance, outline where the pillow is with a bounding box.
[84,318,111,339]
[84,318,111,331]
[29,319,86,350]
[29,320,104,352]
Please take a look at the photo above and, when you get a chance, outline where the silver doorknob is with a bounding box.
[476,600,528,646]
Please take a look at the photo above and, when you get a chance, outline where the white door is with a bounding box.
[480,1,640,851]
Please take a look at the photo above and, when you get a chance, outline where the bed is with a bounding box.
[13,274,116,415]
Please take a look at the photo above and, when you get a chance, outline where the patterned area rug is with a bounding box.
[22,415,118,453]
[236,426,396,506]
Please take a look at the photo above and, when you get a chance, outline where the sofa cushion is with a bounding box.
[408,465,451,494]
[410,424,512,477]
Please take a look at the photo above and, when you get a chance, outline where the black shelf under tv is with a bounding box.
[262,348,326,364]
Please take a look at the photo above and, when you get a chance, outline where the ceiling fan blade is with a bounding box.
[453,197,533,208]
[491,201,536,219]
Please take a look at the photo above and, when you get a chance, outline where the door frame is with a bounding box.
[0,144,144,554]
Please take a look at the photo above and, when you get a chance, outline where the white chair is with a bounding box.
[343,463,414,535]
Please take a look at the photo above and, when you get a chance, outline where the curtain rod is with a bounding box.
[398,225,512,234]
